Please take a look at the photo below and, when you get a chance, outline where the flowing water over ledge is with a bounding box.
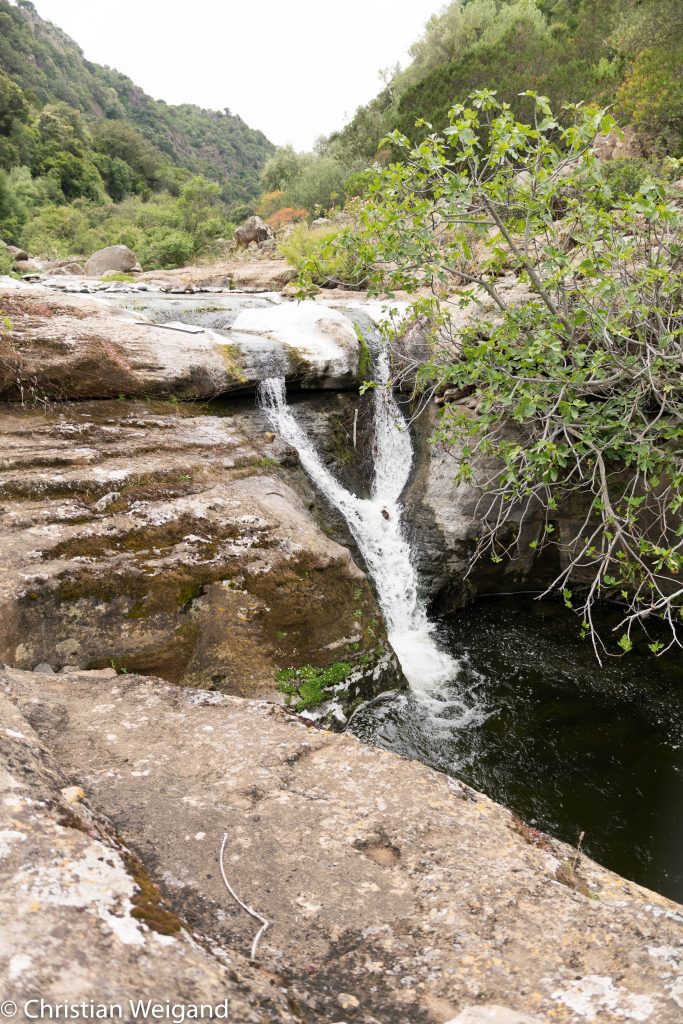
[102,289,683,902]
[251,306,683,903]
[351,597,683,902]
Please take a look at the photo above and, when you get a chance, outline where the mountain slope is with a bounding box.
[324,0,682,165]
[0,0,273,204]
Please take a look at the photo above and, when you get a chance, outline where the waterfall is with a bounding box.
[258,337,460,711]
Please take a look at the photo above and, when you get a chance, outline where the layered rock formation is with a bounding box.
[0,288,362,401]
[0,395,390,698]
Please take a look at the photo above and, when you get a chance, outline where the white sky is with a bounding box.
[28,0,446,150]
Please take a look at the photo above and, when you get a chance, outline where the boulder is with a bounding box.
[6,243,29,261]
[592,125,643,161]
[13,259,42,273]
[234,215,273,248]
[230,258,295,291]
[48,261,86,276]
[85,244,141,278]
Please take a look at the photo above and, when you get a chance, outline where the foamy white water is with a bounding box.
[258,334,460,710]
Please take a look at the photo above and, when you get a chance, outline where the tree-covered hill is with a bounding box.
[330,0,683,163]
[0,0,273,204]
[0,0,276,267]
[255,0,682,223]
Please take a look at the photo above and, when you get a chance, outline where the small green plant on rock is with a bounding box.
[276,660,353,712]
[102,272,135,283]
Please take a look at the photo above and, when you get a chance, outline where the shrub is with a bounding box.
[0,248,14,275]
[344,90,683,659]
[276,661,353,711]
[283,155,348,213]
[257,190,285,218]
[21,201,90,257]
[139,228,195,269]
[602,157,655,197]
[278,222,369,287]
[266,206,307,230]
[343,168,377,200]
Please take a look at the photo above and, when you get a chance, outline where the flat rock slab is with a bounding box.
[3,667,682,1024]
[0,686,297,1023]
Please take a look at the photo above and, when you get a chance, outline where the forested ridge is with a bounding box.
[0,0,273,266]
[332,0,683,163]
[255,0,683,221]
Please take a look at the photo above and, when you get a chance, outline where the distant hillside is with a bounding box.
[252,0,682,225]
[0,0,273,205]
[323,0,682,166]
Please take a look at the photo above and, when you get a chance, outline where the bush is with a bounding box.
[602,157,655,197]
[278,223,369,287]
[283,155,348,213]
[21,201,90,257]
[226,201,255,224]
[257,190,285,218]
[0,167,27,243]
[346,90,683,659]
[139,228,195,269]
[343,168,377,200]
[0,247,14,275]
[276,661,353,712]
[266,206,307,230]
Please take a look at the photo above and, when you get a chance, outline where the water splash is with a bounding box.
[258,338,460,714]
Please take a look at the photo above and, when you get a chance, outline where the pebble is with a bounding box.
[337,993,360,1010]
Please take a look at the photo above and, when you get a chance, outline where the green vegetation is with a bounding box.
[276,661,354,711]
[278,223,369,287]
[340,90,683,660]
[0,0,272,264]
[355,323,372,382]
[262,0,683,218]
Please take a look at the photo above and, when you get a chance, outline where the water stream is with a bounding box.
[103,291,681,899]
[258,332,682,902]
[258,347,463,715]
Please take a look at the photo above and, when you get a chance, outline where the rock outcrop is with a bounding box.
[592,126,644,161]
[0,397,391,698]
[0,682,298,1023]
[1,241,29,262]
[0,287,363,400]
[2,664,681,1023]
[85,244,141,278]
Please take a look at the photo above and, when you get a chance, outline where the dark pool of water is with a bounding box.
[350,597,683,901]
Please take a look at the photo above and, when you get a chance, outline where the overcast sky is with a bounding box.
[29,0,446,150]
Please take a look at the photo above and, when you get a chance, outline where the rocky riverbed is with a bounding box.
[0,270,682,1023]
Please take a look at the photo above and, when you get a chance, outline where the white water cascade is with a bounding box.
[258,338,460,711]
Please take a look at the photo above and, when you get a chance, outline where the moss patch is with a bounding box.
[354,322,372,382]
[217,343,247,383]
[276,660,354,711]
[123,848,184,936]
